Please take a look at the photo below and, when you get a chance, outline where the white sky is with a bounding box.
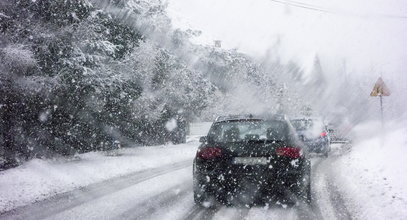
[166,0,407,82]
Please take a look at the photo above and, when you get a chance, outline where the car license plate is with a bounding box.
[233,157,269,165]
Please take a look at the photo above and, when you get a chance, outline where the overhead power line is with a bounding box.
[268,0,407,20]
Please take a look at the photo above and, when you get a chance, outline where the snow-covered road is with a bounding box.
[1,122,406,220]
[0,150,353,219]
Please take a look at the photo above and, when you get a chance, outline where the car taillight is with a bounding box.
[276,147,301,159]
[320,132,327,137]
[197,147,222,160]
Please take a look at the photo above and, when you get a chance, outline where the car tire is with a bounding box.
[193,171,213,206]
[305,181,312,204]
[193,190,205,205]
[193,186,215,207]
[193,178,205,205]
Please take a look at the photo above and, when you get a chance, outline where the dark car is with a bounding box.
[193,115,311,207]
[168,113,189,144]
[326,123,352,144]
[291,118,331,157]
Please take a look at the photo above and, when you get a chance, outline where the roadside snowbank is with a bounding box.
[332,120,407,219]
[0,142,198,213]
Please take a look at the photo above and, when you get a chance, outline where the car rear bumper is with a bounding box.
[305,139,329,152]
[194,164,306,193]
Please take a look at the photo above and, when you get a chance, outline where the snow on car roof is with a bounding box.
[215,114,286,122]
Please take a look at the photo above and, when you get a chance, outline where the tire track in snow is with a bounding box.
[200,207,221,220]
[310,157,325,220]
[325,162,353,220]
[0,160,192,220]
[181,205,203,220]
[296,201,318,220]
[181,205,221,220]
[115,183,191,220]
[312,151,353,220]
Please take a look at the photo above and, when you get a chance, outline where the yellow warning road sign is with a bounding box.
[370,77,391,96]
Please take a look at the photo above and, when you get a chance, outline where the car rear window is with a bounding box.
[291,119,313,130]
[207,120,288,143]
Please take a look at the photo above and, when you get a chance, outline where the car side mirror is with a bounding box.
[199,136,207,143]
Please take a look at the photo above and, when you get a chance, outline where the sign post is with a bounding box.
[370,77,391,129]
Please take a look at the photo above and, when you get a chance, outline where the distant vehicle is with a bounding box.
[326,123,352,144]
[291,118,331,157]
[165,113,189,144]
[193,115,311,206]
[169,114,189,144]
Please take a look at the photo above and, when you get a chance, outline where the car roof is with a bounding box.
[291,117,323,122]
[214,114,286,123]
